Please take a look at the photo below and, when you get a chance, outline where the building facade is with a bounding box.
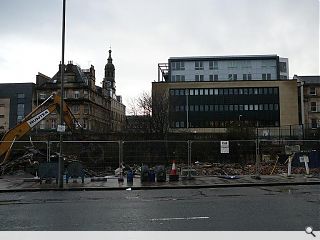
[0,83,35,133]
[35,50,126,134]
[294,75,320,130]
[154,55,299,135]
[159,55,289,82]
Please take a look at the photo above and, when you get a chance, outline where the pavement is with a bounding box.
[0,173,319,192]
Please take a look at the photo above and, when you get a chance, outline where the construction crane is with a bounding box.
[0,93,81,165]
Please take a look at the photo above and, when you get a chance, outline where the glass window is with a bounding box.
[180,121,185,128]
[180,105,184,111]
[171,75,176,82]
[244,105,248,111]
[229,105,234,111]
[214,61,218,69]
[267,73,271,80]
[234,89,239,95]
[274,88,278,95]
[311,102,317,112]
[209,105,214,111]
[234,105,238,111]
[228,74,233,80]
[263,88,268,95]
[195,105,199,111]
[214,74,218,81]
[219,105,223,111]
[233,74,237,80]
[175,106,180,112]
[239,105,244,111]
[259,104,263,110]
[175,89,180,96]
[204,105,209,111]
[199,105,204,111]
[17,103,25,116]
[258,88,263,94]
[224,105,229,111]
[262,74,266,80]
[218,89,223,95]
[243,74,247,80]
[190,89,194,95]
[248,74,252,80]
[215,105,219,111]
[199,89,204,95]
[229,89,234,95]
[214,89,219,95]
[264,104,269,110]
[17,93,25,99]
[176,75,181,82]
[268,88,273,94]
[269,104,273,111]
[209,61,213,70]
[239,89,243,95]
[74,91,79,99]
[181,75,185,81]
[195,61,204,70]
[209,89,214,95]
[274,104,279,111]
[254,88,258,94]
[175,122,179,128]
[51,119,56,129]
[311,119,317,129]
[194,89,199,95]
[190,105,194,111]
[248,88,253,95]
[204,89,209,95]
[209,75,213,81]
[249,105,253,110]
[310,87,316,95]
[224,89,229,95]
[243,88,248,95]
[180,89,185,95]
[254,105,258,111]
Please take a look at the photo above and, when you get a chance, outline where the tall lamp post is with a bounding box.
[58,0,66,188]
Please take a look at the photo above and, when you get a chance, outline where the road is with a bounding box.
[0,185,318,231]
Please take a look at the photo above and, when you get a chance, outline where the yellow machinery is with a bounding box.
[0,93,80,165]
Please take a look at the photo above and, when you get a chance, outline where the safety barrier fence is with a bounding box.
[0,139,319,177]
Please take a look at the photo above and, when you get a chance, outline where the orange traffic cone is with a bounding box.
[169,160,179,181]
[170,160,177,175]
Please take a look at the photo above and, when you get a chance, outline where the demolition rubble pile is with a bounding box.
[179,161,320,176]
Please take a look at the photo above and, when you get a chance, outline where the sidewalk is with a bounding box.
[0,173,319,192]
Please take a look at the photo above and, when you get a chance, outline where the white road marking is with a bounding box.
[150,216,210,221]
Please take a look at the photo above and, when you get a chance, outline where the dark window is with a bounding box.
[219,89,223,95]
[234,105,238,111]
[268,88,273,94]
[214,74,219,81]
[209,105,214,111]
[195,61,204,70]
[180,89,185,95]
[263,88,268,95]
[258,88,263,94]
[262,74,266,80]
[204,105,209,111]
[170,89,175,96]
[229,89,234,95]
[17,93,25,99]
[269,104,273,111]
[311,119,317,129]
[248,88,253,95]
[199,105,204,111]
[175,89,180,96]
[274,104,279,111]
[233,74,237,80]
[274,88,279,95]
[248,74,252,80]
[219,105,223,111]
[267,74,271,80]
[223,89,229,95]
[243,74,247,80]
[234,88,239,95]
[209,61,213,70]
[264,104,269,110]
[209,75,213,81]
[239,89,243,95]
[239,105,244,111]
[229,105,234,111]
[215,105,219,111]
[244,88,248,95]
[195,105,199,111]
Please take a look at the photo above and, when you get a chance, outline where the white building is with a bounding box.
[164,55,289,82]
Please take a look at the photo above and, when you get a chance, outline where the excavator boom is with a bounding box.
[0,93,80,164]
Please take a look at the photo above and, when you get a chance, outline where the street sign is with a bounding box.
[220,141,229,154]
[299,155,309,163]
[57,124,66,133]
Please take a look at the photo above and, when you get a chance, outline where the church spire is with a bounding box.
[108,49,113,63]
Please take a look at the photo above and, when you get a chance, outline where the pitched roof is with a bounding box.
[294,75,320,84]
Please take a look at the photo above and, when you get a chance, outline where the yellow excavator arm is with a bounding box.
[0,93,80,164]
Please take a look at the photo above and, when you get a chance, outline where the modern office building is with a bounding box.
[0,83,35,132]
[154,55,298,134]
[159,54,289,82]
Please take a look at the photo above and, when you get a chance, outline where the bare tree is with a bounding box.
[128,90,169,136]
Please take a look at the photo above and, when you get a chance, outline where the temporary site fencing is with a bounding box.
[0,139,319,177]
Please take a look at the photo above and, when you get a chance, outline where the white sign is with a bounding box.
[299,155,309,163]
[220,141,229,154]
[57,124,66,132]
[27,109,50,128]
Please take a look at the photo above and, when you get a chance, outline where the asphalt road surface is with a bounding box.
[0,185,318,231]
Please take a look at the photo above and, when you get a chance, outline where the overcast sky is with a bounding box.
[0,0,319,109]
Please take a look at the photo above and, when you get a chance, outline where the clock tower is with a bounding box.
[103,49,115,97]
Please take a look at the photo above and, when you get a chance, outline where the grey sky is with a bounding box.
[0,0,319,108]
